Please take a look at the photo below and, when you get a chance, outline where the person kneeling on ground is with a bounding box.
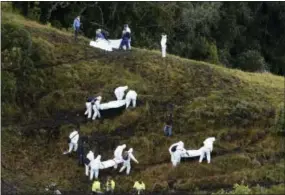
[133,180,145,195]
[63,129,79,155]
[96,29,106,40]
[105,176,115,195]
[92,179,103,194]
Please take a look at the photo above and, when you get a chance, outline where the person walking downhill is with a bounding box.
[73,16,81,41]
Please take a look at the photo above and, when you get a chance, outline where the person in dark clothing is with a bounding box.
[102,29,109,41]
[164,114,173,136]
[119,24,131,50]
[73,16,80,41]
[77,136,89,166]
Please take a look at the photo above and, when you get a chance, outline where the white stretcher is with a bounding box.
[180,149,203,158]
[99,158,123,169]
[99,100,126,110]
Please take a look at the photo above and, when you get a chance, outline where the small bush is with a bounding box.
[236,50,266,72]
[274,103,285,133]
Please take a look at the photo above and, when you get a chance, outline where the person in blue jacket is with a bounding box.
[119,24,131,50]
[73,16,81,41]
[96,29,106,40]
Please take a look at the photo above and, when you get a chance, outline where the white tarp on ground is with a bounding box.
[181,149,203,158]
[89,39,122,51]
[99,100,126,110]
[99,159,123,169]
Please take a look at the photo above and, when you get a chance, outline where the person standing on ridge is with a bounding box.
[161,33,167,58]
[119,24,131,50]
[73,16,80,41]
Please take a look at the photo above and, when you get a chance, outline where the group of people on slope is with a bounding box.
[84,86,137,121]
[74,16,168,57]
[92,24,132,51]
[92,177,145,195]
[169,137,216,167]
[63,130,139,179]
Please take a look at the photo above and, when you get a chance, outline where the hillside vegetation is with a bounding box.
[1,10,285,194]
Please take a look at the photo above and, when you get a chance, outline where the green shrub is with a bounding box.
[206,41,220,65]
[236,50,266,72]
[31,37,55,66]
[274,103,285,133]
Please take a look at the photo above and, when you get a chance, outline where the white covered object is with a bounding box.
[89,39,122,51]
[99,158,123,169]
[99,100,126,110]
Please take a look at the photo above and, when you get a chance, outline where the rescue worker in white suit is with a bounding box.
[125,90,137,109]
[199,137,216,163]
[90,155,102,180]
[119,148,139,175]
[113,144,127,169]
[63,130,79,155]
[114,86,129,100]
[85,150,95,176]
[85,96,101,119]
[161,33,167,58]
[92,96,102,120]
[168,141,186,167]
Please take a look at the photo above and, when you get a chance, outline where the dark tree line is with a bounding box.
[12,1,285,75]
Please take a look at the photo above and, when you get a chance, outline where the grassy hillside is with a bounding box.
[1,10,285,194]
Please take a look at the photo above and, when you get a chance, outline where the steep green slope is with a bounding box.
[2,11,285,194]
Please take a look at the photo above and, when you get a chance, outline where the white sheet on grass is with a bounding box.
[99,100,126,110]
[99,159,123,169]
[89,39,122,51]
[180,149,203,158]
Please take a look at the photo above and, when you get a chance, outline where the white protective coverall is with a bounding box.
[119,148,139,175]
[125,90,137,109]
[113,144,126,169]
[85,151,95,176]
[168,141,186,167]
[181,137,216,164]
[161,34,167,58]
[63,130,79,154]
[114,86,129,100]
[85,96,100,119]
[92,96,102,120]
[126,27,131,49]
[90,155,102,180]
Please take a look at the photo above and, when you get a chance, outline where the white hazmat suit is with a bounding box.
[161,34,167,58]
[119,148,139,175]
[113,144,126,169]
[85,151,95,176]
[181,137,216,164]
[169,141,186,167]
[63,130,79,154]
[90,155,102,180]
[125,90,137,109]
[85,96,101,119]
[92,96,102,120]
[114,86,129,100]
